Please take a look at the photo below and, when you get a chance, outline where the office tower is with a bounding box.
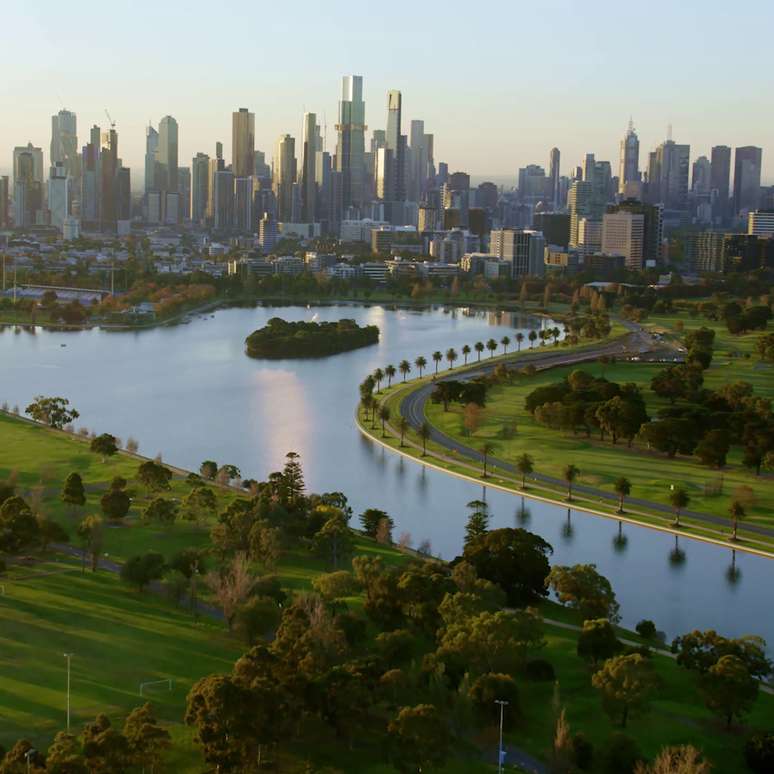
[335,74,366,210]
[568,180,592,247]
[234,176,254,232]
[274,134,296,222]
[145,125,159,193]
[533,212,570,247]
[477,182,498,212]
[191,153,210,225]
[300,112,318,222]
[733,146,763,215]
[437,162,449,187]
[748,210,774,238]
[618,119,640,194]
[710,145,731,224]
[577,218,602,255]
[207,153,225,221]
[178,167,191,221]
[607,199,663,265]
[254,150,271,180]
[384,90,405,204]
[117,167,131,222]
[518,165,547,203]
[418,204,438,232]
[0,176,8,227]
[232,108,255,179]
[13,144,44,187]
[548,148,560,209]
[13,147,42,227]
[650,138,690,210]
[158,116,179,193]
[213,169,234,230]
[489,229,546,277]
[375,146,392,202]
[48,163,70,228]
[602,210,645,270]
[692,156,711,194]
[81,126,102,226]
[99,126,119,229]
[409,120,432,202]
[51,109,79,182]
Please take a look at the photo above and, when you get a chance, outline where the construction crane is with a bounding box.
[104,109,115,129]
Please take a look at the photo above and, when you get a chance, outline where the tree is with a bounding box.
[548,564,621,622]
[82,713,131,773]
[432,351,443,374]
[378,404,391,437]
[233,596,282,644]
[729,499,745,541]
[36,515,68,551]
[313,570,357,602]
[462,527,553,606]
[199,460,218,479]
[205,553,255,630]
[446,347,458,369]
[398,359,411,382]
[90,433,118,463]
[137,460,172,493]
[282,451,305,503]
[516,331,524,351]
[373,366,385,391]
[577,618,620,665]
[745,732,774,774]
[384,364,396,387]
[182,485,217,523]
[414,355,427,377]
[123,702,171,771]
[462,343,471,364]
[700,654,758,727]
[360,508,393,538]
[142,497,178,525]
[313,510,354,569]
[387,704,450,772]
[397,416,409,447]
[614,477,631,514]
[480,440,495,477]
[24,395,79,429]
[474,341,484,361]
[468,673,520,729]
[639,418,700,458]
[486,338,498,358]
[45,731,88,773]
[516,453,534,489]
[633,745,710,774]
[601,733,642,774]
[120,552,165,591]
[529,329,538,348]
[464,499,490,546]
[671,629,771,678]
[76,516,103,573]
[592,653,658,728]
[419,421,431,456]
[61,472,86,511]
[0,739,46,773]
[100,486,131,521]
[694,429,730,468]
[500,335,511,355]
[563,463,580,501]
[669,487,690,527]
[0,496,40,553]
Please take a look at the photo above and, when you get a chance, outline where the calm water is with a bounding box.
[2,304,771,646]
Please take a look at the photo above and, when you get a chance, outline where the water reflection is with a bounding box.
[612,521,628,553]
[561,508,575,543]
[515,497,531,527]
[669,535,687,568]
[726,550,742,587]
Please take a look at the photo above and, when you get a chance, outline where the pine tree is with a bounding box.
[463,499,490,546]
[61,472,86,510]
[283,452,305,504]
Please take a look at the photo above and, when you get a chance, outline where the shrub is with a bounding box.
[524,658,555,682]
[635,619,657,640]
[572,732,594,771]
[601,732,642,774]
[745,732,774,773]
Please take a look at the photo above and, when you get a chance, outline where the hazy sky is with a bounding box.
[2,0,772,186]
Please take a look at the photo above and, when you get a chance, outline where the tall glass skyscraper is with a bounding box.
[335,75,366,210]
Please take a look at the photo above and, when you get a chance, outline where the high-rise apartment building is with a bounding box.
[606,199,663,266]
[81,125,102,226]
[191,153,210,225]
[618,120,640,194]
[602,210,644,270]
[234,176,254,233]
[274,134,297,222]
[748,210,774,238]
[0,177,9,227]
[51,109,79,183]
[300,112,319,223]
[158,116,179,193]
[232,108,255,179]
[178,167,191,221]
[384,90,405,204]
[568,180,591,247]
[213,169,234,231]
[13,144,44,187]
[335,75,366,210]
[548,148,560,209]
[489,229,546,278]
[733,146,762,215]
[145,126,159,194]
[47,162,70,228]
[710,145,731,224]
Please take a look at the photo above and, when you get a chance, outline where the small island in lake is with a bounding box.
[245,317,380,358]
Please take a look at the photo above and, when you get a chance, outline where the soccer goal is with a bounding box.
[139,678,174,697]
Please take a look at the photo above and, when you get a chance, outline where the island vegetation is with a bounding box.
[245,317,380,359]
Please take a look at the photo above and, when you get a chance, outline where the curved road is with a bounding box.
[399,326,774,541]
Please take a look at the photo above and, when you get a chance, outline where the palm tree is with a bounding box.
[516,332,524,352]
[399,359,411,382]
[614,476,631,514]
[563,463,580,501]
[462,344,471,365]
[361,396,373,422]
[528,330,537,348]
[373,367,384,392]
[486,338,498,358]
[415,355,427,378]
[419,421,431,456]
[474,341,484,361]
[432,351,443,374]
[481,441,495,478]
[398,417,409,447]
[670,487,690,528]
[385,364,396,388]
[516,453,534,489]
[379,405,390,437]
[552,326,561,345]
[500,335,511,355]
[729,500,745,541]
[370,398,380,430]
[446,348,458,369]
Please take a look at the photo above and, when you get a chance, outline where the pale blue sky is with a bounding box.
[2,0,772,185]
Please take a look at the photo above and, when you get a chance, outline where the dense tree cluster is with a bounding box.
[245,317,379,358]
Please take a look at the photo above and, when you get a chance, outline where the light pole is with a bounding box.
[64,653,74,730]
[24,748,36,774]
[495,699,508,774]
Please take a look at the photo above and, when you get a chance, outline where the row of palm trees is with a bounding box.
[371,328,564,390]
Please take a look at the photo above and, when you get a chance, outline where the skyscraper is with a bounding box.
[548,147,560,209]
[158,116,179,193]
[13,143,44,187]
[234,175,254,232]
[274,134,297,222]
[48,162,70,228]
[733,146,762,215]
[618,119,640,194]
[384,90,405,204]
[335,75,366,211]
[213,170,234,231]
[300,112,319,223]
[710,145,731,224]
[191,153,210,225]
[0,177,9,227]
[691,156,711,194]
[81,125,102,226]
[144,125,159,194]
[649,138,690,210]
[232,108,255,179]
[51,109,79,183]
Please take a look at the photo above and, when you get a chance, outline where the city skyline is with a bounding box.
[2,1,773,185]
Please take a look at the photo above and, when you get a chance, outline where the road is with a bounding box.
[398,327,774,541]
